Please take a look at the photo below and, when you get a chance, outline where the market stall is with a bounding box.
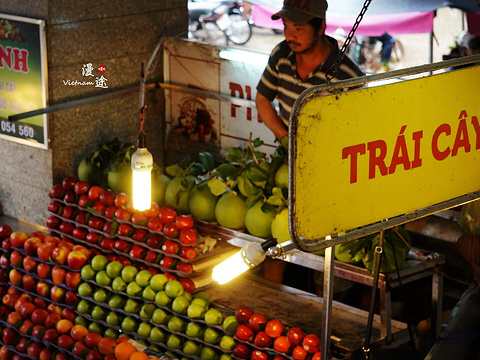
[0,14,479,360]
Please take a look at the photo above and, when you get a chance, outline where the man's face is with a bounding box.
[283,19,320,54]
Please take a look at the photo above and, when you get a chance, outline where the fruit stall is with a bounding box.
[0,29,479,360]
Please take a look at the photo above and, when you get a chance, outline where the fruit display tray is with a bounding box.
[0,319,83,360]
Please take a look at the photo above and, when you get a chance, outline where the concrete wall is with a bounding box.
[0,0,187,225]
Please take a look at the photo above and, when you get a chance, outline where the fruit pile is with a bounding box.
[162,139,291,243]
[47,175,230,290]
[75,254,241,360]
[232,306,322,360]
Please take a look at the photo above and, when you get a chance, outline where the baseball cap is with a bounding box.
[272,0,328,24]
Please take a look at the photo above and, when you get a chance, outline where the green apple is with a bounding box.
[167,315,186,332]
[219,335,236,351]
[183,340,202,356]
[187,303,206,320]
[74,315,89,327]
[91,305,106,320]
[142,286,156,301]
[149,326,167,343]
[78,282,95,297]
[167,316,186,332]
[95,270,112,287]
[155,291,173,307]
[104,327,119,339]
[121,316,138,333]
[194,291,211,306]
[166,333,183,350]
[200,346,219,360]
[164,280,184,298]
[204,308,223,326]
[186,321,205,339]
[149,344,162,353]
[137,322,153,338]
[222,315,239,333]
[88,321,104,334]
[219,354,232,360]
[172,295,190,315]
[93,288,109,303]
[183,291,193,302]
[106,261,123,278]
[76,299,92,314]
[91,255,109,271]
[135,269,153,288]
[150,273,169,291]
[126,281,143,297]
[121,265,138,283]
[203,327,221,345]
[139,304,156,319]
[152,308,170,325]
[80,265,96,280]
[108,294,126,309]
[112,276,127,292]
[124,299,141,314]
[191,297,209,309]
[105,311,122,326]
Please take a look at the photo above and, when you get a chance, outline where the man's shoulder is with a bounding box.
[270,40,292,59]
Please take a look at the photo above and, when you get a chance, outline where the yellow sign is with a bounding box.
[292,65,480,241]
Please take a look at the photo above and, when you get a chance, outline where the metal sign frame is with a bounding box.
[288,54,480,253]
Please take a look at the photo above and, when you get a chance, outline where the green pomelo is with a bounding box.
[152,173,171,207]
[245,202,275,238]
[271,207,290,243]
[107,161,132,196]
[165,176,195,214]
[188,184,219,222]
[274,163,289,189]
[77,156,106,186]
[214,192,247,230]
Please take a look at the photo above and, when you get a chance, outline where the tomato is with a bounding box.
[175,215,194,229]
[273,336,291,353]
[265,319,285,338]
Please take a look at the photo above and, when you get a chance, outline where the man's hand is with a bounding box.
[255,92,288,141]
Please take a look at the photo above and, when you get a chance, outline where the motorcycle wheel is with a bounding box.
[225,11,252,45]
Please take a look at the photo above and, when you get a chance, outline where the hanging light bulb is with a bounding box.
[212,238,278,285]
[131,109,153,211]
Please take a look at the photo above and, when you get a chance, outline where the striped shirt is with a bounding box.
[256,35,365,128]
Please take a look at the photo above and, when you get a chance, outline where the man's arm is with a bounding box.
[255,92,288,141]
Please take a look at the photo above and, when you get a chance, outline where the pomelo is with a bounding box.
[214,192,247,230]
[152,173,171,207]
[165,175,195,214]
[271,207,290,243]
[274,163,289,189]
[245,201,275,238]
[188,183,219,222]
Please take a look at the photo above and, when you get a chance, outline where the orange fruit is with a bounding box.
[113,341,136,360]
[56,319,74,334]
[129,351,150,360]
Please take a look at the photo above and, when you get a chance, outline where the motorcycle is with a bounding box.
[188,1,253,47]
[333,28,405,73]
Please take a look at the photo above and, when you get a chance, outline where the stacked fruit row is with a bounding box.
[47,176,224,283]
[75,256,240,360]
[232,307,322,360]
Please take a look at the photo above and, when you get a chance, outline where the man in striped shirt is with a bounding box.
[256,0,365,141]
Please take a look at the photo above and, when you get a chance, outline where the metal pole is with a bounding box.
[322,245,335,360]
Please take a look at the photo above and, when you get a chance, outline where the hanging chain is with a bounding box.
[325,0,372,84]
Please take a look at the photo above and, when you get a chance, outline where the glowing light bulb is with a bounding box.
[212,242,266,285]
[131,146,153,211]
